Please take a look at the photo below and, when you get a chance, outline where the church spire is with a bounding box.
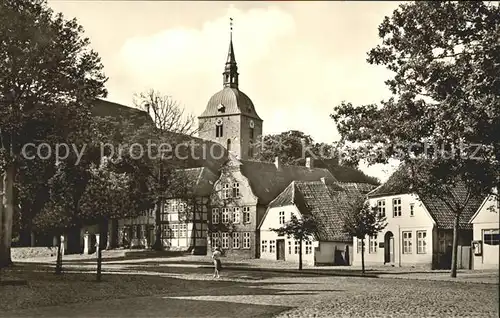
[223,17,238,89]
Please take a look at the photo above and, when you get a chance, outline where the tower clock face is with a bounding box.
[249,120,255,128]
[216,118,223,126]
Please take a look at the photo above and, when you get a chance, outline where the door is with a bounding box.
[384,232,394,263]
[277,239,285,260]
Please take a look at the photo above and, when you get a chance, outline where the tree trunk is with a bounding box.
[361,238,365,275]
[107,219,118,249]
[152,199,163,251]
[96,244,102,281]
[450,214,460,278]
[0,163,15,268]
[192,199,196,252]
[55,234,62,275]
[19,221,33,247]
[298,238,303,271]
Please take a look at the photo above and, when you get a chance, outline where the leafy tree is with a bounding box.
[331,1,499,277]
[106,89,197,251]
[343,200,387,275]
[32,162,86,274]
[271,214,318,270]
[79,161,143,281]
[254,130,335,165]
[253,130,379,185]
[0,0,107,267]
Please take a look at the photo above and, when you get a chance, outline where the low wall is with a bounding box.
[11,247,58,260]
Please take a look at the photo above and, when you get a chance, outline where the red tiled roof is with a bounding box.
[265,181,376,242]
[368,166,485,230]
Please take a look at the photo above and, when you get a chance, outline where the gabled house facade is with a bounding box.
[469,189,499,270]
[259,180,375,266]
[115,167,219,254]
[353,169,484,269]
[208,156,337,258]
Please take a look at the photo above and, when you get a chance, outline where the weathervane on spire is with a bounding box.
[229,17,233,40]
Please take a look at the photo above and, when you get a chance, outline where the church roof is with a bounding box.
[91,98,152,127]
[91,98,228,174]
[199,87,262,120]
[238,159,336,205]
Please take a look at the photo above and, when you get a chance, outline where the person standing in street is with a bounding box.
[212,246,222,278]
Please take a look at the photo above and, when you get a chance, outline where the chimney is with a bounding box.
[274,156,281,170]
[306,157,314,169]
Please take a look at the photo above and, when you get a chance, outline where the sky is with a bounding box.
[47,0,402,182]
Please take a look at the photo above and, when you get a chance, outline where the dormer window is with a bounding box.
[217,103,225,113]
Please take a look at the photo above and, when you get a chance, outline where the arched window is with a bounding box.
[227,139,231,151]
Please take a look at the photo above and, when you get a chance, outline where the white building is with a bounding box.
[469,190,499,270]
[259,180,374,266]
[353,168,484,269]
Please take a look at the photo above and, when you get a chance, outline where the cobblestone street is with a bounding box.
[3,265,498,318]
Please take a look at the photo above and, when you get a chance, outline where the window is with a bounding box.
[170,200,178,213]
[179,224,187,238]
[305,241,312,254]
[232,232,240,249]
[212,232,220,247]
[243,207,251,223]
[232,182,240,197]
[288,240,292,254]
[377,200,386,217]
[410,203,415,217]
[161,224,171,239]
[222,183,231,199]
[221,232,229,249]
[369,235,377,253]
[248,145,253,158]
[294,240,300,254]
[417,231,427,254]
[217,103,225,113]
[243,232,251,249]
[226,139,231,151]
[483,229,499,245]
[221,208,230,224]
[249,127,254,139]
[269,240,276,253]
[232,207,241,223]
[171,224,178,238]
[261,240,268,253]
[393,198,402,217]
[357,239,363,254]
[216,124,223,137]
[402,231,412,254]
[212,208,219,224]
[279,211,285,224]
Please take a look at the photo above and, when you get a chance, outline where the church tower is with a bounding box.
[198,19,263,160]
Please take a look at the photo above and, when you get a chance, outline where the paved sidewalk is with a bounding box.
[14,250,499,284]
